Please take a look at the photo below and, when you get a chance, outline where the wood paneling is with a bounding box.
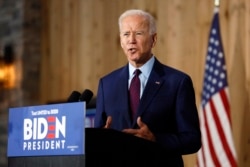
[40,0,250,166]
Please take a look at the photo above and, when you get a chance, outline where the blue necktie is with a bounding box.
[129,69,141,120]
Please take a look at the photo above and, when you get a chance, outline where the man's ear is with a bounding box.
[152,33,157,47]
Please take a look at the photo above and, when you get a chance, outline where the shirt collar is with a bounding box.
[129,55,155,79]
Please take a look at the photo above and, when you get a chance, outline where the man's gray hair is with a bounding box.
[118,9,157,35]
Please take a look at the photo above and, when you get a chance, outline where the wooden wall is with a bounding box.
[40,0,250,166]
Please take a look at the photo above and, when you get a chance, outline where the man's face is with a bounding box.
[120,15,157,67]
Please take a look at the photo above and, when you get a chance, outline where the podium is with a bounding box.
[8,128,183,167]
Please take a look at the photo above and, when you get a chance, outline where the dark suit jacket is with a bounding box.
[94,58,201,166]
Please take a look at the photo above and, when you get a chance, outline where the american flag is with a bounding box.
[196,7,238,167]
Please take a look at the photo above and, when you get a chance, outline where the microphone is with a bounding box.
[67,91,81,102]
[79,89,93,104]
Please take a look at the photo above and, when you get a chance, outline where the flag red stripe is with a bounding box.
[220,89,232,125]
[204,107,220,166]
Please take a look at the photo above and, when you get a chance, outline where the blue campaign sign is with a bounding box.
[7,102,86,157]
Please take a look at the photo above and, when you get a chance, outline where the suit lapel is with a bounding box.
[116,65,133,125]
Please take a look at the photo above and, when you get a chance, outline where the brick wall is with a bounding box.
[0,0,41,166]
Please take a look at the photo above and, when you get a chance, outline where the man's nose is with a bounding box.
[128,34,136,43]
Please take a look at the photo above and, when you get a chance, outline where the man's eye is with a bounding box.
[136,32,143,35]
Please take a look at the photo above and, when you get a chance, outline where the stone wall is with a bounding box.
[0,0,41,166]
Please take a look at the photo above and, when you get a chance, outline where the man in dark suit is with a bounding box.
[94,9,201,166]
